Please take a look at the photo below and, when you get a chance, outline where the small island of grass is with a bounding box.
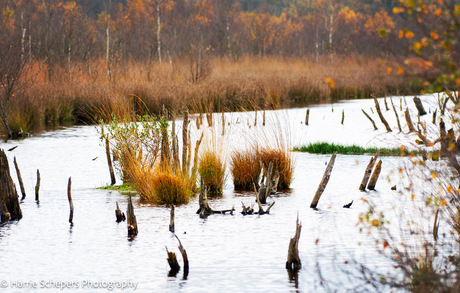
[293,142,408,156]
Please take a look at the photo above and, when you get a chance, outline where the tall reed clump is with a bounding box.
[258,148,293,190]
[230,149,261,191]
[198,149,226,194]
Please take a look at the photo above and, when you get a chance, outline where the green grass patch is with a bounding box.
[97,183,136,193]
[293,142,406,156]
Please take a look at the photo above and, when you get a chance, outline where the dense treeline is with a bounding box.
[1,0,413,80]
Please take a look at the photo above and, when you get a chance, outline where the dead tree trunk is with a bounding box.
[310,152,337,208]
[127,195,138,237]
[67,177,74,225]
[359,152,379,191]
[115,201,125,222]
[286,215,302,271]
[166,246,180,276]
[367,160,382,190]
[362,109,378,130]
[413,97,427,116]
[372,95,392,132]
[259,162,274,204]
[105,136,116,186]
[196,179,234,217]
[390,98,402,133]
[0,149,22,222]
[169,205,175,233]
[13,157,26,200]
[35,169,40,202]
[175,235,189,278]
[405,108,416,133]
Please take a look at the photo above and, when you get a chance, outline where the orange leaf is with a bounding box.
[430,31,439,40]
[386,67,393,74]
[440,199,447,206]
[399,30,404,38]
[325,77,335,88]
[405,31,415,39]
[371,219,380,227]
[397,68,405,75]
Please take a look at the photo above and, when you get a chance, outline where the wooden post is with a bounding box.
[433,209,440,242]
[169,205,175,233]
[115,201,126,222]
[372,95,392,132]
[35,169,40,203]
[67,177,74,225]
[413,96,427,116]
[341,109,344,125]
[362,109,378,130]
[254,110,257,126]
[105,136,116,186]
[0,149,22,222]
[432,109,437,125]
[359,152,379,191]
[367,160,382,190]
[222,110,225,136]
[172,117,179,173]
[390,98,402,133]
[310,152,337,208]
[384,96,389,111]
[404,108,416,133]
[305,109,309,126]
[182,111,189,174]
[165,246,180,276]
[263,110,266,126]
[175,235,189,278]
[13,157,26,201]
[127,195,138,237]
[286,214,302,271]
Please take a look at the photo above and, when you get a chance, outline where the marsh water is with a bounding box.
[0,95,441,292]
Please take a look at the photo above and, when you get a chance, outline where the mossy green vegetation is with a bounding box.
[97,183,136,193]
[293,142,410,156]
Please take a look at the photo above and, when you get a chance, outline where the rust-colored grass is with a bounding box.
[258,147,293,190]
[230,150,262,191]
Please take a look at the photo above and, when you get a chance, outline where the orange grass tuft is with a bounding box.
[230,150,262,191]
[258,148,293,190]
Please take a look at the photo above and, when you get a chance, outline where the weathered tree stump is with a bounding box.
[67,177,74,225]
[196,179,234,218]
[413,96,427,116]
[115,201,126,222]
[404,108,416,133]
[13,157,26,201]
[286,215,302,271]
[310,152,337,208]
[367,160,382,190]
[127,195,138,237]
[35,169,40,202]
[362,109,378,130]
[372,95,392,132]
[165,246,180,276]
[0,149,22,222]
[105,136,116,186]
[175,235,189,278]
[169,205,175,233]
[241,201,254,215]
[359,152,379,191]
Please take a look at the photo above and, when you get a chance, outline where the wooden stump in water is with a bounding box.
[196,179,235,217]
[310,152,337,208]
[286,215,302,271]
[359,152,379,191]
[35,169,40,203]
[169,205,175,233]
[0,149,22,222]
[13,157,26,201]
[263,110,266,126]
[127,195,138,237]
[367,160,382,190]
[390,98,402,133]
[413,96,427,116]
[305,109,310,126]
[67,177,74,225]
[115,201,126,222]
[166,246,180,276]
[175,235,189,278]
[105,136,116,186]
[404,108,416,133]
[341,109,345,125]
[361,109,378,131]
[372,95,392,132]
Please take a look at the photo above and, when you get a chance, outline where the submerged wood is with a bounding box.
[310,152,337,208]
[127,195,138,237]
[105,136,116,186]
[196,179,234,217]
[367,160,382,190]
[404,108,416,133]
[169,205,175,233]
[182,111,190,174]
[359,152,379,191]
[67,177,74,225]
[286,215,302,271]
[413,96,427,116]
[166,246,180,276]
[372,95,392,132]
[115,201,126,222]
[13,157,26,200]
[254,183,275,215]
[175,234,189,278]
[343,200,353,208]
[390,98,402,133]
[241,201,254,215]
[361,109,378,130]
[0,149,22,222]
[35,169,40,202]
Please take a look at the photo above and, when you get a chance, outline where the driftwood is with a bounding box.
[67,177,74,225]
[115,201,126,222]
[175,235,189,278]
[182,111,190,174]
[404,108,416,133]
[13,157,26,200]
[343,200,353,208]
[390,98,402,133]
[372,95,392,132]
[362,109,378,130]
[169,205,175,233]
[241,201,255,215]
[196,179,234,218]
[165,246,180,276]
[367,160,382,190]
[105,136,116,186]
[127,195,138,237]
[310,152,337,208]
[305,109,310,126]
[413,96,427,116]
[359,152,379,191]
[0,149,22,222]
[286,215,302,271]
[35,169,40,202]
